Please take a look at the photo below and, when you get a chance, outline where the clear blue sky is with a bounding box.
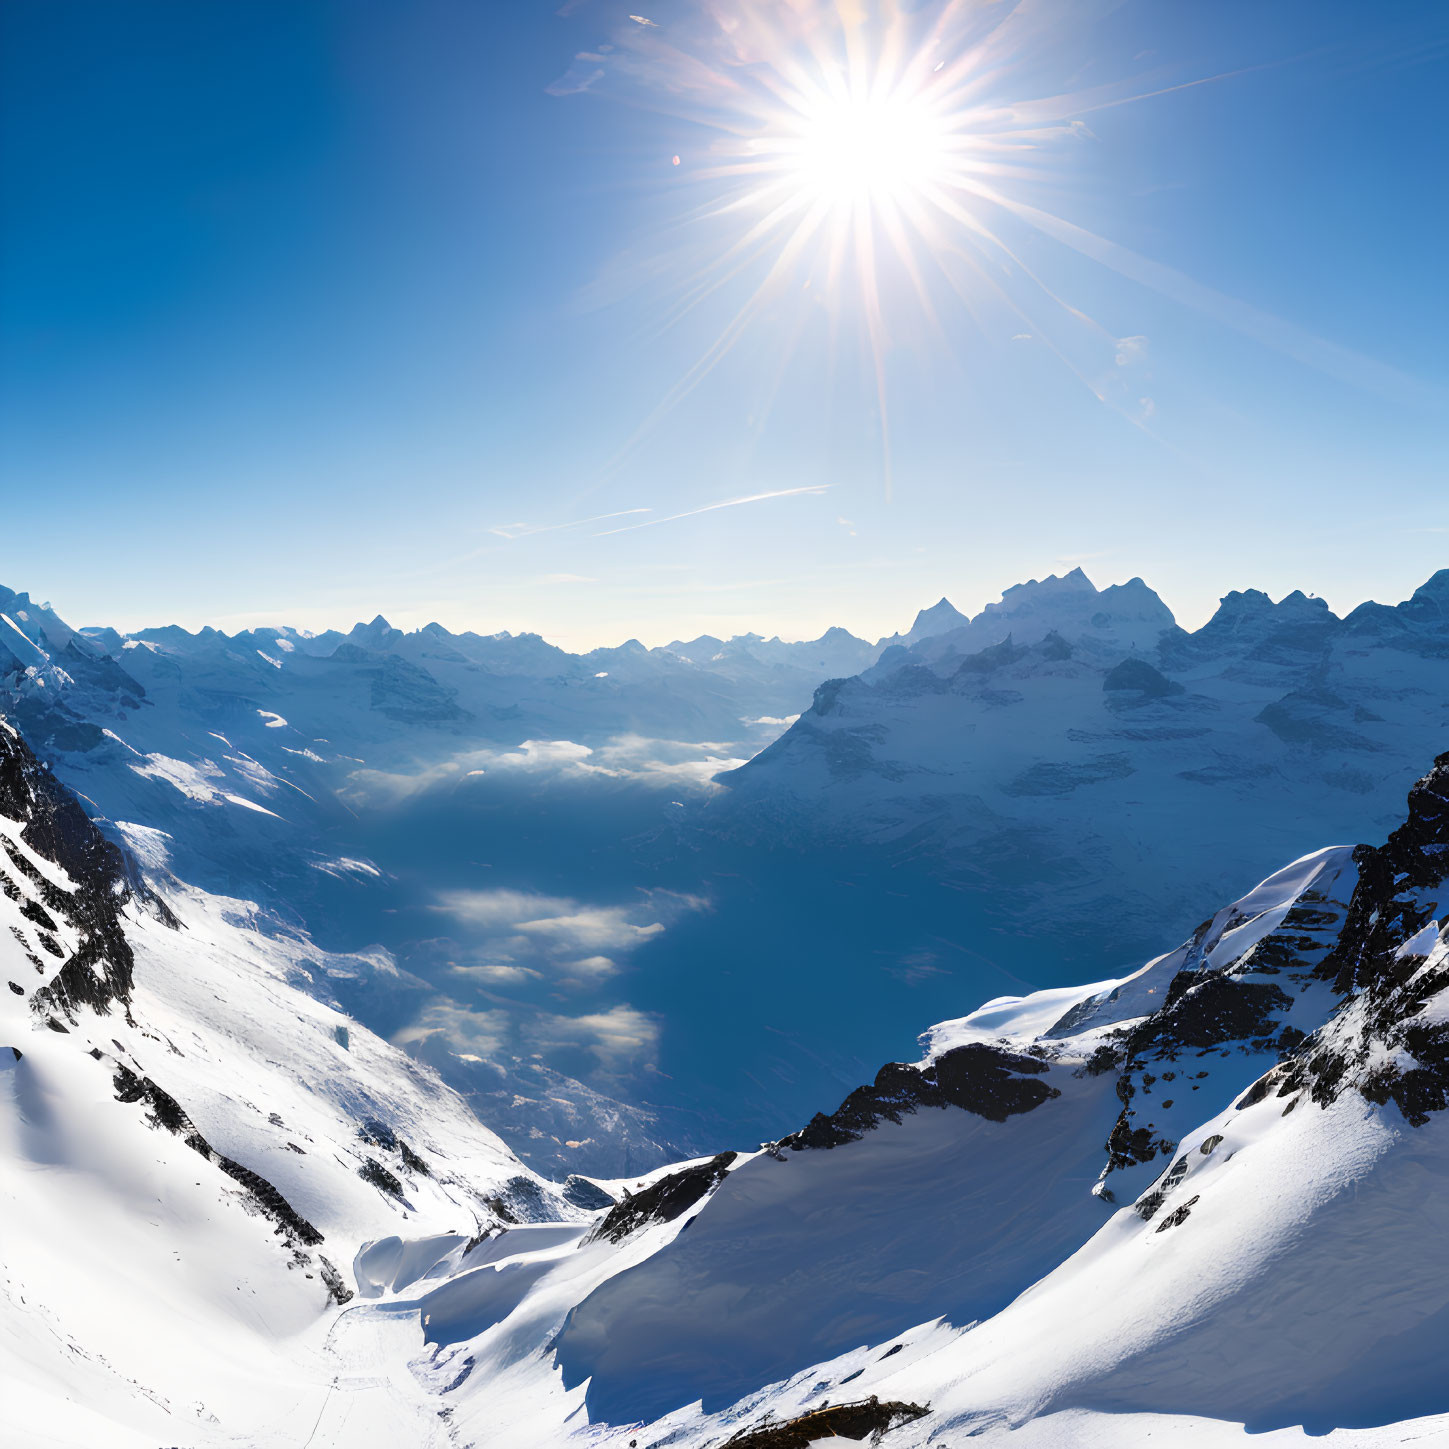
[2,0,1445,648]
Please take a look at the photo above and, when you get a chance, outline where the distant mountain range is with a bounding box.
[5,568,1449,1183]
[706,566,1449,969]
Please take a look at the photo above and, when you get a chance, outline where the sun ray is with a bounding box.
[560,0,1397,500]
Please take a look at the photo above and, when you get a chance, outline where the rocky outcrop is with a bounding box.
[780,1042,1060,1152]
[1251,751,1449,1126]
[720,1397,929,1447]
[111,1058,351,1302]
[586,1151,738,1243]
[0,715,170,1021]
[1103,658,1184,699]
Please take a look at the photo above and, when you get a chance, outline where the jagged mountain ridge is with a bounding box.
[707,567,1449,972]
[7,569,1449,1185]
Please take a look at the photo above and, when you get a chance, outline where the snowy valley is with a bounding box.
[6,570,1449,1178]
[7,622,1449,1445]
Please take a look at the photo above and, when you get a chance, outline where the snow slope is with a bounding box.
[10,720,1449,1445]
[297,751,1449,1449]
[0,713,574,1446]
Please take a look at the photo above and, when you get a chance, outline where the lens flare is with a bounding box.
[560,2,1375,488]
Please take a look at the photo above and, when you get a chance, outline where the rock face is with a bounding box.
[719,1397,930,1448]
[780,1043,1059,1150]
[587,1151,738,1243]
[1270,750,1449,1125]
[0,716,157,1019]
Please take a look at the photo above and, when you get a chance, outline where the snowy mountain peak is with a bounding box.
[1207,586,1336,627]
[909,596,968,635]
[996,565,1096,603]
[1415,566,1449,598]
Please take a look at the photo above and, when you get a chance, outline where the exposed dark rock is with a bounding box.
[782,1043,1060,1152]
[1148,972,1294,1052]
[586,1152,737,1244]
[317,1257,353,1305]
[562,1174,617,1211]
[110,1060,349,1300]
[1104,1116,1170,1175]
[358,1117,399,1151]
[1197,754,1449,1130]
[359,1157,405,1198]
[0,715,177,1024]
[1080,1042,1126,1076]
[399,1139,431,1176]
[354,1118,430,1176]
[1135,1154,1191,1221]
[1103,658,1184,698]
[719,1397,929,1448]
[1155,1194,1199,1232]
[1320,752,1449,998]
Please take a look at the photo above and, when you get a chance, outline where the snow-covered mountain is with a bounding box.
[279,749,1449,1447]
[0,582,869,918]
[0,710,582,1446]
[9,670,1449,1443]
[8,570,1449,1187]
[0,587,873,1177]
[707,568,1449,972]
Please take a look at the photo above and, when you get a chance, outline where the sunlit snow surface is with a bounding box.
[0,862,573,1447]
[6,730,1449,1445]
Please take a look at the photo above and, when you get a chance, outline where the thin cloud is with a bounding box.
[394,1001,511,1062]
[525,1004,661,1073]
[545,54,607,96]
[594,485,829,537]
[1115,335,1149,367]
[490,508,651,540]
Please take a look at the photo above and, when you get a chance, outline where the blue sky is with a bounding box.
[2,0,1446,648]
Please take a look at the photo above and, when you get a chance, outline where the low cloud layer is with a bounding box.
[431,885,703,985]
[394,886,705,1084]
[348,734,747,805]
[395,996,661,1076]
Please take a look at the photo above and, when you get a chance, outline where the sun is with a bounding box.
[771,88,955,212]
[587,0,1214,485]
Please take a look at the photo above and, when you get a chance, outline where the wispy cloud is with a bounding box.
[1115,335,1148,367]
[594,485,829,537]
[344,734,747,805]
[429,883,708,989]
[395,1001,511,1062]
[527,1004,661,1073]
[545,53,607,97]
[490,508,650,540]
[434,887,665,958]
[394,995,662,1075]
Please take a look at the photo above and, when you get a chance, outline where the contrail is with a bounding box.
[593,485,829,536]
